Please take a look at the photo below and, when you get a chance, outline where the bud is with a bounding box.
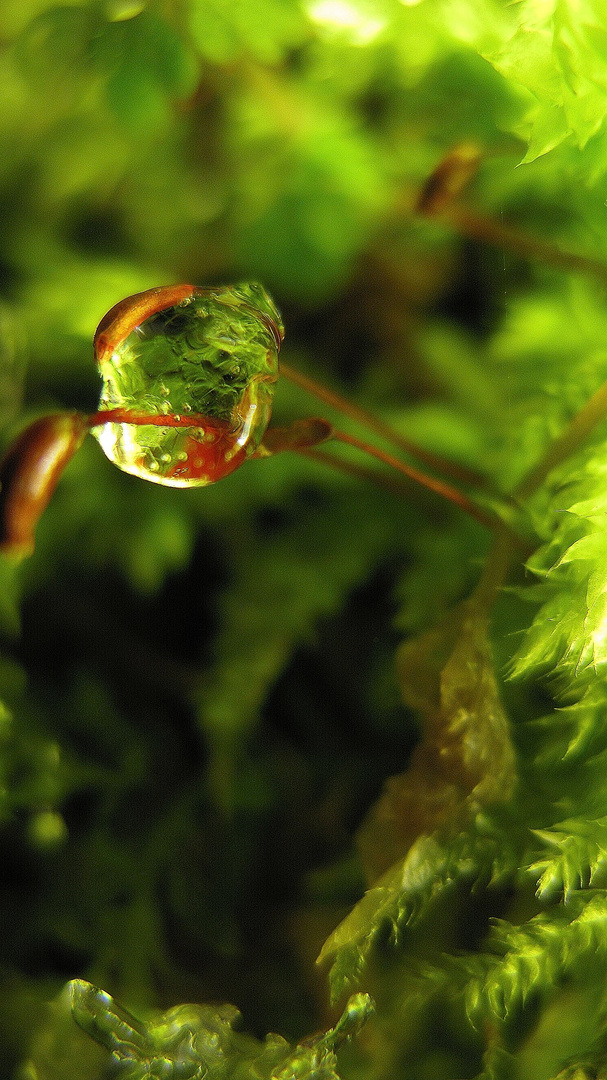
[417,142,483,217]
[0,413,87,557]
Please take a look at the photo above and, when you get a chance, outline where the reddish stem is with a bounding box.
[331,428,499,532]
[298,446,432,498]
[442,206,607,287]
[279,361,485,487]
[88,408,231,431]
[90,409,500,530]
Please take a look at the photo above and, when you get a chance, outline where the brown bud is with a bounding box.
[417,142,483,217]
[0,413,88,557]
[257,417,333,456]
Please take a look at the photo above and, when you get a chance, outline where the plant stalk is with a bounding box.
[330,428,502,533]
[442,205,607,288]
[279,361,485,487]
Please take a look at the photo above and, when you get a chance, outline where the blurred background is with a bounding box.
[2,1,607,1077]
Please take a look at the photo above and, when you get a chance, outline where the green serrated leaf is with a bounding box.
[319,816,519,1001]
[463,892,607,1023]
[528,816,607,901]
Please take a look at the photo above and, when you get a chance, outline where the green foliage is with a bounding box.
[485,0,607,163]
[318,814,522,1001]
[64,980,373,1080]
[189,0,308,64]
[462,891,607,1022]
[529,817,607,901]
[7,2,607,1080]
[511,441,607,691]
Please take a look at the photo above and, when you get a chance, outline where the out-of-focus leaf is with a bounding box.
[189,0,308,64]
[195,480,411,807]
[95,12,199,130]
[231,106,391,299]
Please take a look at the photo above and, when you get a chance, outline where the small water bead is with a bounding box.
[91,283,284,487]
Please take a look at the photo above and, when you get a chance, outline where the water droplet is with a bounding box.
[91,284,282,487]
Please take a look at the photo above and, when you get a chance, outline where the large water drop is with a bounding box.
[91,283,283,487]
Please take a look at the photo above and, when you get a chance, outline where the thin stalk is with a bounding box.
[90,405,523,542]
[421,191,607,503]
[298,446,435,499]
[331,428,501,534]
[87,408,224,429]
[471,524,518,610]
[515,378,607,500]
[279,361,485,487]
[442,205,607,288]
